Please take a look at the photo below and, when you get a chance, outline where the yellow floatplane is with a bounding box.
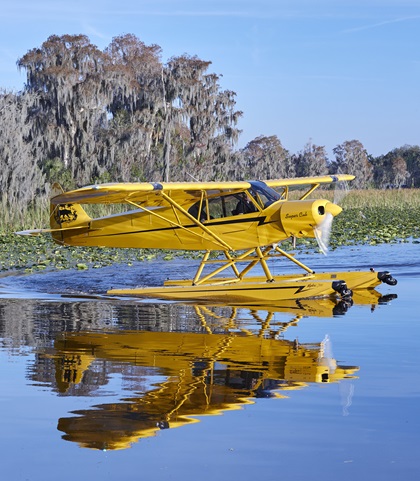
[18,175,397,302]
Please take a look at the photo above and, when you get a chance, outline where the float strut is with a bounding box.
[274,246,315,274]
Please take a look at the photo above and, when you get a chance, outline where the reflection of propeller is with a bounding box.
[319,334,337,374]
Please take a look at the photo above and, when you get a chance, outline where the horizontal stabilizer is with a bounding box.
[16,226,89,237]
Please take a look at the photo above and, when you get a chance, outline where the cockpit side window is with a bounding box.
[188,191,260,221]
[207,193,256,219]
[188,201,207,222]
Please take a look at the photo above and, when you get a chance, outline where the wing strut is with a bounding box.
[126,194,233,251]
[190,247,279,286]
[299,183,320,200]
[159,192,233,250]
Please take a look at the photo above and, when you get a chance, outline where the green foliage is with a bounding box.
[42,158,76,190]
[332,207,420,247]
[0,233,158,272]
[371,145,419,188]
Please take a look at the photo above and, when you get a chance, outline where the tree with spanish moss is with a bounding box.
[292,140,328,178]
[371,145,418,188]
[241,135,293,180]
[0,90,45,218]
[17,33,243,187]
[330,140,373,188]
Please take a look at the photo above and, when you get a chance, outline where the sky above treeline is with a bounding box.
[1,0,419,157]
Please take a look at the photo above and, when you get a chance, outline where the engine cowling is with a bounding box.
[279,199,342,238]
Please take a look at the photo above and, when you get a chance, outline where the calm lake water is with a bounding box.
[1,243,419,481]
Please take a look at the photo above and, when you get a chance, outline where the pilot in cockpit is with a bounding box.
[233,193,257,215]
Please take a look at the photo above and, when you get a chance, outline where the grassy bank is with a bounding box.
[1,189,419,273]
[334,188,420,246]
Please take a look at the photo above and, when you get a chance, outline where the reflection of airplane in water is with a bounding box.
[33,293,395,450]
[52,329,357,450]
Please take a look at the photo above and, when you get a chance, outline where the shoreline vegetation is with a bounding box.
[1,189,419,274]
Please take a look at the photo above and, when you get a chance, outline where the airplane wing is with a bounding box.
[51,175,354,206]
[51,181,252,206]
[264,174,355,189]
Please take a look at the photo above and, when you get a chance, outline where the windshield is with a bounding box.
[249,181,281,208]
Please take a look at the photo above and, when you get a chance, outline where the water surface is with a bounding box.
[0,243,419,481]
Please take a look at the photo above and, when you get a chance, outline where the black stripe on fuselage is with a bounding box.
[88,215,276,238]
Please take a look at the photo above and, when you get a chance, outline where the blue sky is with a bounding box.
[1,0,419,157]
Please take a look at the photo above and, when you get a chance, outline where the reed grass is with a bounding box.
[288,188,420,208]
[0,198,50,232]
[340,189,420,209]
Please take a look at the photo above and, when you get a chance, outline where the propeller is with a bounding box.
[314,200,343,255]
[313,179,351,254]
[333,172,351,205]
[314,212,333,255]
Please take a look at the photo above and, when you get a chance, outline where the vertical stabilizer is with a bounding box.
[50,183,92,244]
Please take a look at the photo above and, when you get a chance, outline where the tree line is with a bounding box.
[1,33,419,220]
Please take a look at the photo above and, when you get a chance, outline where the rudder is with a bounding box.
[50,183,92,244]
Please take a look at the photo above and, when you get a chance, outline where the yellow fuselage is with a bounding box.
[52,198,337,251]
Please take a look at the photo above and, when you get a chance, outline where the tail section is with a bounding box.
[50,183,92,245]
